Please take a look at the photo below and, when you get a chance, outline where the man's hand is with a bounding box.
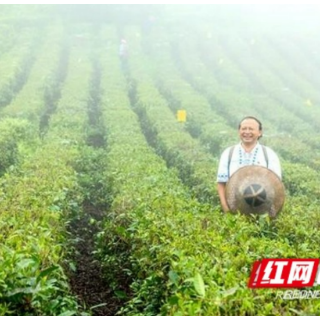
[222,204,230,214]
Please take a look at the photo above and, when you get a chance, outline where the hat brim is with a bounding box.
[225,166,285,217]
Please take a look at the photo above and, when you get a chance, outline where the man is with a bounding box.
[119,39,128,61]
[217,116,281,213]
[119,39,128,71]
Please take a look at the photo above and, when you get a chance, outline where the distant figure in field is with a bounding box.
[119,39,128,70]
[119,39,128,57]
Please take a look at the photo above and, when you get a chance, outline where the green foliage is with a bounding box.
[0,250,77,316]
[73,146,112,208]
[0,143,83,315]
[0,117,35,175]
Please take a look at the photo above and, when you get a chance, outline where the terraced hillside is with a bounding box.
[0,5,320,316]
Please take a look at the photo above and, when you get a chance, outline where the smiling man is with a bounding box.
[217,116,282,214]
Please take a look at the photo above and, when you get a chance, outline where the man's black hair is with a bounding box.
[238,116,262,131]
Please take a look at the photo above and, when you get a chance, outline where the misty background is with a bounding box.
[1,4,320,141]
[1,4,320,30]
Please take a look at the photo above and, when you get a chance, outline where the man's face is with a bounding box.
[238,118,262,144]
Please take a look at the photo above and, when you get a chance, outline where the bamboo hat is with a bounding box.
[225,166,285,217]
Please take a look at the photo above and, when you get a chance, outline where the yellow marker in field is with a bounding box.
[177,110,186,122]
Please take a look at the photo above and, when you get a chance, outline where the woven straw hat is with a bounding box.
[225,166,285,217]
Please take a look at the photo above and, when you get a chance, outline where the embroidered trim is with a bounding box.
[239,145,259,166]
